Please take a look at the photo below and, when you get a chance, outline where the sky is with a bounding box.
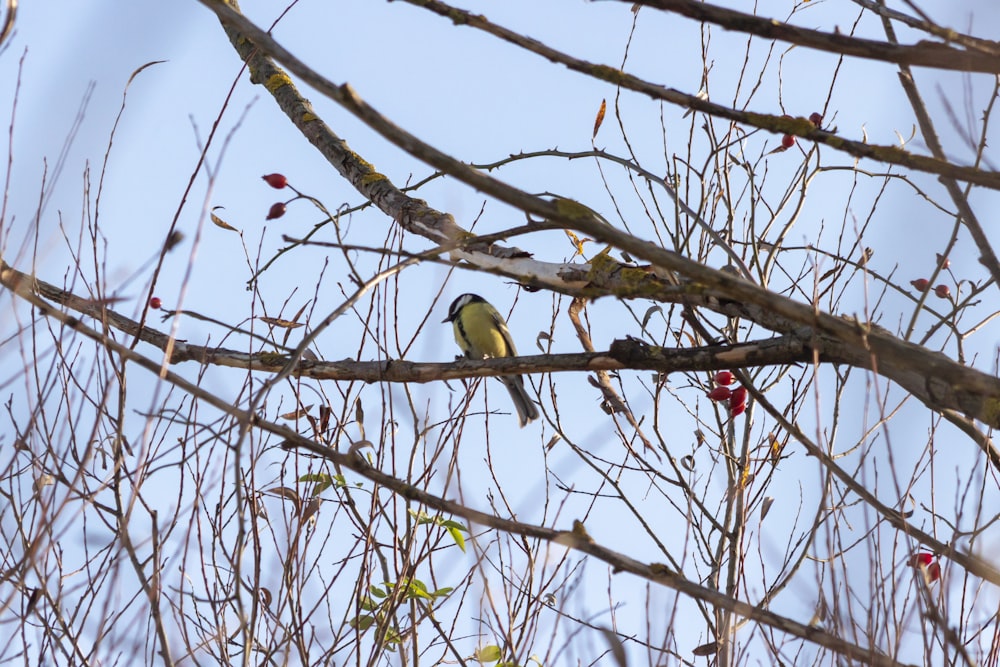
[3,0,1000,665]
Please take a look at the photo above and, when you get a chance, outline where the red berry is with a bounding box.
[936,253,950,269]
[730,402,746,417]
[808,112,823,127]
[714,370,734,386]
[262,173,288,189]
[149,297,162,310]
[707,386,732,402]
[266,202,287,220]
[934,284,951,299]
[910,278,930,292]
[908,553,941,583]
[730,386,748,406]
[781,134,796,149]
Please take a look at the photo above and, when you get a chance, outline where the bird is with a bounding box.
[443,293,539,427]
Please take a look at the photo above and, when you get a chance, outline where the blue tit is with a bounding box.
[443,293,540,427]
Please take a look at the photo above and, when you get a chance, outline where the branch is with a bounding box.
[396,0,1000,190]
[6,248,1000,453]
[1,243,993,664]
[629,0,1000,72]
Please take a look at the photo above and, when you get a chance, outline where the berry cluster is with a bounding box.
[262,173,290,220]
[706,371,748,417]
[776,112,823,152]
[910,253,952,300]
[909,552,941,585]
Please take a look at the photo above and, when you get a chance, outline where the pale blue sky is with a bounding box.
[3,1,1000,664]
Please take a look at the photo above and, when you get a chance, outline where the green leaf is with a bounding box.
[442,519,467,532]
[447,525,467,552]
[359,597,377,611]
[431,587,454,598]
[408,509,433,524]
[369,585,387,598]
[405,579,432,599]
[350,615,374,631]
[381,628,402,647]
[474,645,502,663]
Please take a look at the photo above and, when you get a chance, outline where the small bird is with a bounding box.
[443,293,539,427]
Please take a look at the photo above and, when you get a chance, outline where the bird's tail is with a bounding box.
[501,375,540,427]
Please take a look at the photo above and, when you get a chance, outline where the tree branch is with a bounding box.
[629,0,1000,72]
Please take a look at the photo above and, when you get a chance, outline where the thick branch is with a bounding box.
[630,0,1000,72]
[397,0,1000,190]
[6,248,1000,448]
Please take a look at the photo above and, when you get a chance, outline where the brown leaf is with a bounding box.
[264,486,300,505]
[565,229,590,257]
[760,496,774,521]
[300,498,321,523]
[210,207,239,232]
[692,642,719,656]
[768,432,786,465]
[597,626,626,667]
[592,98,607,139]
[258,587,273,608]
[279,405,313,420]
[259,317,304,329]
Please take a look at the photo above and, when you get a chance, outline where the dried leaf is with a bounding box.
[768,432,786,465]
[565,229,590,256]
[210,207,239,232]
[348,439,374,458]
[597,626,626,667]
[259,316,304,329]
[693,642,719,656]
[24,588,41,615]
[279,405,313,420]
[592,98,607,139]
[761,496,774,521]
[33,475,54,492]
[264,486,299,504]
[126,60,166,86]
[300,498,321,523]
[641,305,662,330]
[535,331,552,353]
[258,587,272,608]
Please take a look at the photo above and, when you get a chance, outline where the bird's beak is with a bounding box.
[441,315,451,324]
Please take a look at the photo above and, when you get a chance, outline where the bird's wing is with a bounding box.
[491,310,518,357]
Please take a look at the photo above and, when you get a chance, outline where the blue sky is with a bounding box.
[3,1,1000,664]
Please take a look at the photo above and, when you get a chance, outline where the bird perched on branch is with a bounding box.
[443,293,539,427]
